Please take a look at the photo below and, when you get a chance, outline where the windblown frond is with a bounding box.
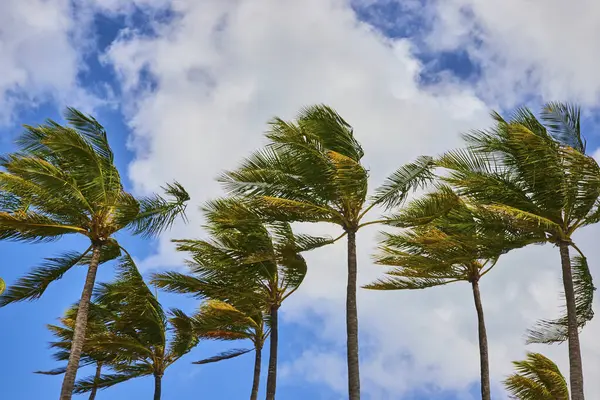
[373,156,436,209]
[527,256,595,344]
[503,352,569,400]
[0,248,91,306]
[192,348,254,365]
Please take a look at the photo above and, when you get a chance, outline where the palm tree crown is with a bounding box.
[435,103,598,399]
[0,108,189,400]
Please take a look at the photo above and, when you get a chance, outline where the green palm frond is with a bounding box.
[0,278,5,295]
[373,156,436,210]
[0,248,91,306]
[527,256,595,344]
[123,182,190,238]
[73,370,146,393]
[192,348,254,365]
[541,102,585,153]
[503,352,569,400]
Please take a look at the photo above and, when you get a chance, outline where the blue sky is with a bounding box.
[2,1,600,399]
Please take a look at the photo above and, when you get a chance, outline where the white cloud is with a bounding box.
[101,0,600,398]
[0,0,101,125]
[425,0,600,106]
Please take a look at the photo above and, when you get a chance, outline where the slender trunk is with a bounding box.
[559,242,585,400]
[250,344,262,400]
[265,305,279,400]
[346,230,360,400]
[154,373,162,400]
[88,362,103,400]
[60,245,102,400]
[471,280,490,400]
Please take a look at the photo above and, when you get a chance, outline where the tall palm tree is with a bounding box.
[0,108,189,400]
[219,105,433,399]
[172,299,268,400]
[436,103,598,399]
[153,198,329,400]
[504,352,569,400]
[37,303,116,400]
[73,255,198,400]
[364,186,541,400]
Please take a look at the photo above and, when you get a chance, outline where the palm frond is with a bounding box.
[541,102,585,153]
[503,352,569,400]
[373,156,436,209]
[192,348,253,365]
[527,255,595,344]
[0,248,91,306]
[123,182,189,238]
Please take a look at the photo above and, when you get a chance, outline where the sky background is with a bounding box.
[2,0,600,399]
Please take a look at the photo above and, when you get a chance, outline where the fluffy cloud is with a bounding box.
[425,0,600,106]
[100,0,600,398]
[0,0,101,124]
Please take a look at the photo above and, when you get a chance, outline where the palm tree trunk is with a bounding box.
[471,279,490,400]
[559,242,585,400]
[154,373,162,400]
[250,344,262,400]
[88,362,102,400]
[60,245,102,400]
[266,305,279,400]
[346,230,360,400]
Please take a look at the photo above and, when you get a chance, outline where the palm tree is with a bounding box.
[153,198,329,400]
[172,299,268,400]
[436,103,598,399]
[504,352,569,400]
[364,186,541,400]
[0,108,189,400]
[73,255,198,400]
[219,105,433,399]
[37,303,116,400]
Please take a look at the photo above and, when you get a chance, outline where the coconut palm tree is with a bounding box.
[364,186,541,400]
[435,103,598,399]
[171,299,268,400]
[504,352,569,400]
[153,198,329,400]
[218,105,433,399]
[37,303,116,400]
[0,108,189,400]
[72,255,198,400]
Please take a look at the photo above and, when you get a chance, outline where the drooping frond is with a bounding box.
[0,278,5,295]
[372,155,436,210]
[526,255,595,344]
[0,248,91,306]
[192,348,254,365]
[503,352,569,400]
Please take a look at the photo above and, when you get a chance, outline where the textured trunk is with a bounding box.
[154,374,162,400]
[60,246,102,400]
[346,230,360,400]
[265,305,278,400]
[471,280,491,400]
[250,344,262,400]
[559,242,585,400]
[88,362,103,400]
